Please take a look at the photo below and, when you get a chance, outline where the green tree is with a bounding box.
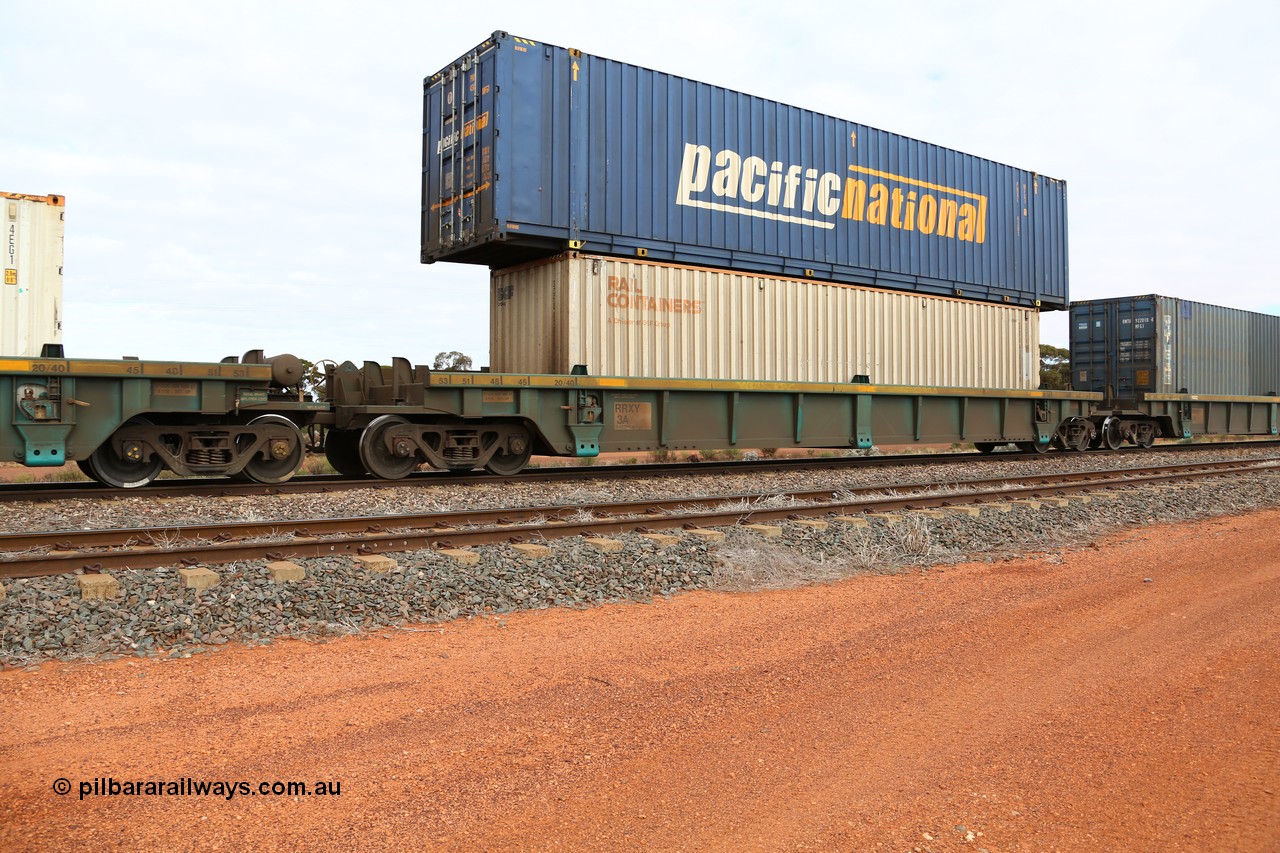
[1039,344,1070,389]
[433,351,473,371]
[297,359,325,397]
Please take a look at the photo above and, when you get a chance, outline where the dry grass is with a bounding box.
[709,494,806,514]
[0,464,91,484]
[710,538,842,591]
[302,456,336,476]
[710,515,948,592]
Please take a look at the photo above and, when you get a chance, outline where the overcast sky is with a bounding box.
[5,1,1277,364]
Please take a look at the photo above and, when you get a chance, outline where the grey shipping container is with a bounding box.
[2,193,64,357]
[1069,295,1280,398]
[423,31,1069,310]
[491,253,1042,389]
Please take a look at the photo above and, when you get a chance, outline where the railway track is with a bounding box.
[3,438,1279,503]
[4,456,1276,579]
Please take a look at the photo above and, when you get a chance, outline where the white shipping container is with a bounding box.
[2,193,64,357]
[490,254,1041,389]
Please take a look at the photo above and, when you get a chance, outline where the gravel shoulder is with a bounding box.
[5,455,1280,665]
[2,506,1279,851]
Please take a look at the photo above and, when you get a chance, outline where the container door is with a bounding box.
[1069,297,1162,399]
[2,196,64,357]
[1069,303,1108,393]
[423,44,499,258]
[1112,296,1162,397]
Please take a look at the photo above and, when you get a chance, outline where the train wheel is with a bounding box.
[88,418,164,489]
[241,415,306,484]
[975,442,998,454]
[1101,417,1124,451]
[1136,430,1155,449]
[76,459,101,483]
[324,429,367,477]
[1017,440,1051,454]
[359,415,420,480]
[484,428,533,476]
[1062,417,1093,452]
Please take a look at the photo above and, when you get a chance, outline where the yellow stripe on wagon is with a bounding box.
[1144,392,1280,404]
[427,371,1102,401]
[0,359,273,380]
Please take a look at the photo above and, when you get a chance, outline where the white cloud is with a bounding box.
[4,0,1277,367]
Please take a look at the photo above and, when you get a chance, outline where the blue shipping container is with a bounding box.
[1070,295,1280,398]
[422,31,1069,309]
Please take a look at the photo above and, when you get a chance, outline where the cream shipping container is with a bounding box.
[490,254,1041,390]
[2,193,64,357]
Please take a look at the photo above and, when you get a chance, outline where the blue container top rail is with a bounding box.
[422,31,1069,310]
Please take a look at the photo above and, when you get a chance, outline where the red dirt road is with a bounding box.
[2,512,1278,851]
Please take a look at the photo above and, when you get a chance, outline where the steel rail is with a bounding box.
[2,438,1278,503]
[3,458,1276,579]
[0,458,1266,554]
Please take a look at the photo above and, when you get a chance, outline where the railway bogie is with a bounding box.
[2,354,324,488]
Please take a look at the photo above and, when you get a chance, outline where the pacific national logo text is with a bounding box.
[675,143,987,244]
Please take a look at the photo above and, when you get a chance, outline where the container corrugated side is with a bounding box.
[1069,294,1280,397]
[1172,298,1254,395]
[1250,311,1280,396]
[2,193,64,357]
[491,254,1041,389]
[424,32,1068,310]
